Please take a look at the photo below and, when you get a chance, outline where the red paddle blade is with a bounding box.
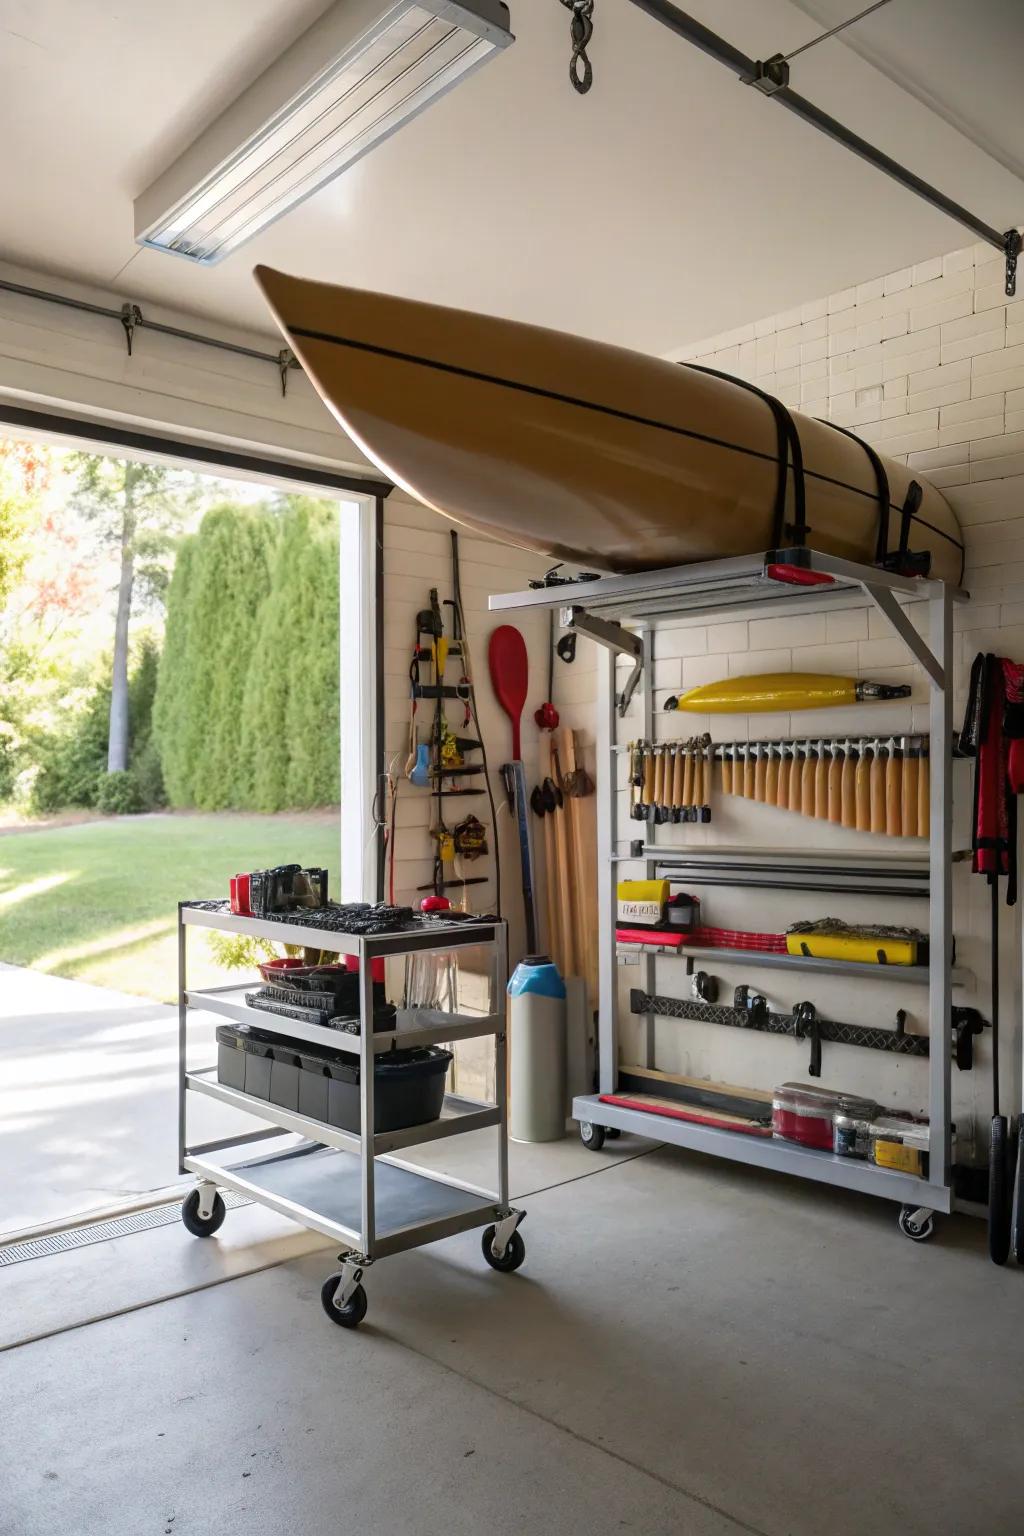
[488,625,528,761]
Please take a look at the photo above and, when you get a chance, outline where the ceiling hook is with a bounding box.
[278,346,297,397]
[120,302,144,356]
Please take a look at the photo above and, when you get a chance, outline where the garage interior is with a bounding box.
[2,2,1024,1533]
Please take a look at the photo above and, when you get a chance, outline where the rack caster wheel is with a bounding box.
[482,1225,526,1273]
[579,1121,606,1151]
[898,1205,934,1243]
[321,1274,368,1329]
[181,1188,226,1238]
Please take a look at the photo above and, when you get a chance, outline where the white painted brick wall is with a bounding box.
[382,494,596,963]
[626,233,1024,1153]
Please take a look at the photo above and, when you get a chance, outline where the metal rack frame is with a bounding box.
[491,549,967,1229]
[177,904,524,1324]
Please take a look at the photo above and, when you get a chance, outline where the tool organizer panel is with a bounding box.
[491,549,967,1238]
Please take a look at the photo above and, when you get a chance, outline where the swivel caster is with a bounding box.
[579,1121,605,1151]
[181,1187,226,1238]
[898,1204,935,1243]
[321,1273,368,1329]
[482,1225,526,1273]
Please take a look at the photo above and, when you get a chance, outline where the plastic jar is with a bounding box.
[832,1095,880,1158]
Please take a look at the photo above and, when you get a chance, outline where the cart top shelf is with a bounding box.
[489,549,968,626]
[180,902,502,957]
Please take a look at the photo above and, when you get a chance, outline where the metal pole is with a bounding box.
[597,642,617,1095]
[494,929,510,1210]
[626,0,1010,255]
[177,905,187,1175]
[928,586,953,1190]
[359,953,376,1255]
[641,624,657,1071]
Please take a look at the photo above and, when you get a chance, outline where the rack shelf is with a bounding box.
[571,1092,951,1211]
[616,942,970,986]
[185,984,502,1055]
[493,547,961,1238]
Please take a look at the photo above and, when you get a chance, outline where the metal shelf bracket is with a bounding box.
[560,604,645,715]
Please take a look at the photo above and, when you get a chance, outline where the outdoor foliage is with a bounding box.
[154,497,339,811]
[30,637,165,813]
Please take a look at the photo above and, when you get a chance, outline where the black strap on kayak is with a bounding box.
[683,365,808,548]
[817,419,891,563]
[896,479,924,563]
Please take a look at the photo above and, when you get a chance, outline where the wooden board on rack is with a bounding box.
[618,1062,773,1123]
[600,1091,772,1137]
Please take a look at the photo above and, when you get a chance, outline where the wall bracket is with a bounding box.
[559,604,645,716]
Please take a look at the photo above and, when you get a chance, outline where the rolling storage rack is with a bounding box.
[177,903,525,1329]
[491,549,966,1242]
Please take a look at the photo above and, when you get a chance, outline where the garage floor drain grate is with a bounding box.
[0,1192,252,1267]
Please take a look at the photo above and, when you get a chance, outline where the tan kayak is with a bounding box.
[254,266,964,583]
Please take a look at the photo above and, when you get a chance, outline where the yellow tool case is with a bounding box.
[785,931,918,966]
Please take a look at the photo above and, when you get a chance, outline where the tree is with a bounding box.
[68,455,190,773]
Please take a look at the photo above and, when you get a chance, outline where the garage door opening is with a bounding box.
[0,423,380,1238]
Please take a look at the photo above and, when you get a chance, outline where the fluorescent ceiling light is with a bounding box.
[134,0,513,265]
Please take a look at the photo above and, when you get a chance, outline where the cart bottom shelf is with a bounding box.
[185,1142,500,1257]
[572,1093,952,1212]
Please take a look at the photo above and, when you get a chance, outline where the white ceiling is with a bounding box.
[1,0,1022,355]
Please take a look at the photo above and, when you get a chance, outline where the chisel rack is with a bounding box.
[491,548,967,1238]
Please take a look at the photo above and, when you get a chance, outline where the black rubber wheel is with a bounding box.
[989,1115,1011,1266]
[897,1205,934,1243]
[579,1120,606,1151]
[181,1188,226,1238]
[320,1274,368,1328]
[1012,1121,1024,1266]
[606,1127,622,1140]
[481,1225,526,1273]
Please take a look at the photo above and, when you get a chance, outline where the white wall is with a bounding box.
[613,236,1024,1161]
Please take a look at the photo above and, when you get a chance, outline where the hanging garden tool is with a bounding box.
[534,611,560,731]
[664,673,912,713]
[489,623,539,951]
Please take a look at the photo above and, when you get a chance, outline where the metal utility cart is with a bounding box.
[177,903,524,1329]
[491,548,965,1243]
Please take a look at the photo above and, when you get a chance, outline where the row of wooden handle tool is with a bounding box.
[629,735,930,837]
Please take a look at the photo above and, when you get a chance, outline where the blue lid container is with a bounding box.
[508,954,566,999]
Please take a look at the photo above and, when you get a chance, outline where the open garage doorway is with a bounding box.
[0,414,382,1238]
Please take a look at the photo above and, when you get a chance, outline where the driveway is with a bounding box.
[0,964,245,1234]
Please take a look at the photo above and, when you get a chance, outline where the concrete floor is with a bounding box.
[3,1130,1023,1536]
[0,965,253,1233]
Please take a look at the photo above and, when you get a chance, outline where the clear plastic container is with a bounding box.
[832,1095,880,1158]
[772,1082,843,1150]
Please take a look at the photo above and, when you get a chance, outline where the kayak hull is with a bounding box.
[254,267,964,583]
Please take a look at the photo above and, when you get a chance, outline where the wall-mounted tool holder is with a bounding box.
[630,988,985,1077]
[629,736,714,823]
[715,735,929,838]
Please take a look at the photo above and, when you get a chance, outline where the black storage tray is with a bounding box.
[215,1024,451,1134]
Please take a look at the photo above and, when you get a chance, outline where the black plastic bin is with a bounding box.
[216,1024,451,1133]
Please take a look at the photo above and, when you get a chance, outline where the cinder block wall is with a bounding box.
[610,235,1024,1157]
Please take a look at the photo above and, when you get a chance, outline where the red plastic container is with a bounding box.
[772,1083,843,1150]
[236,873,251,916]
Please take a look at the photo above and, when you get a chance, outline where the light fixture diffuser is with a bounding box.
[134,0,513,265]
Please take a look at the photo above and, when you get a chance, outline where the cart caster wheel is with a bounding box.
[898,1205,934,1243]
[482,1225,526,1273]
[606,1127,621,1140]
[181,1188,226,1238]
[579,1121,606,1151]
[320,1274,368,1329]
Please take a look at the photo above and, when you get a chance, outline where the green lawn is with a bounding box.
[0,812,338,1002]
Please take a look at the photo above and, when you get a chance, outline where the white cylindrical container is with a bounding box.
[508,955,567,1143]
